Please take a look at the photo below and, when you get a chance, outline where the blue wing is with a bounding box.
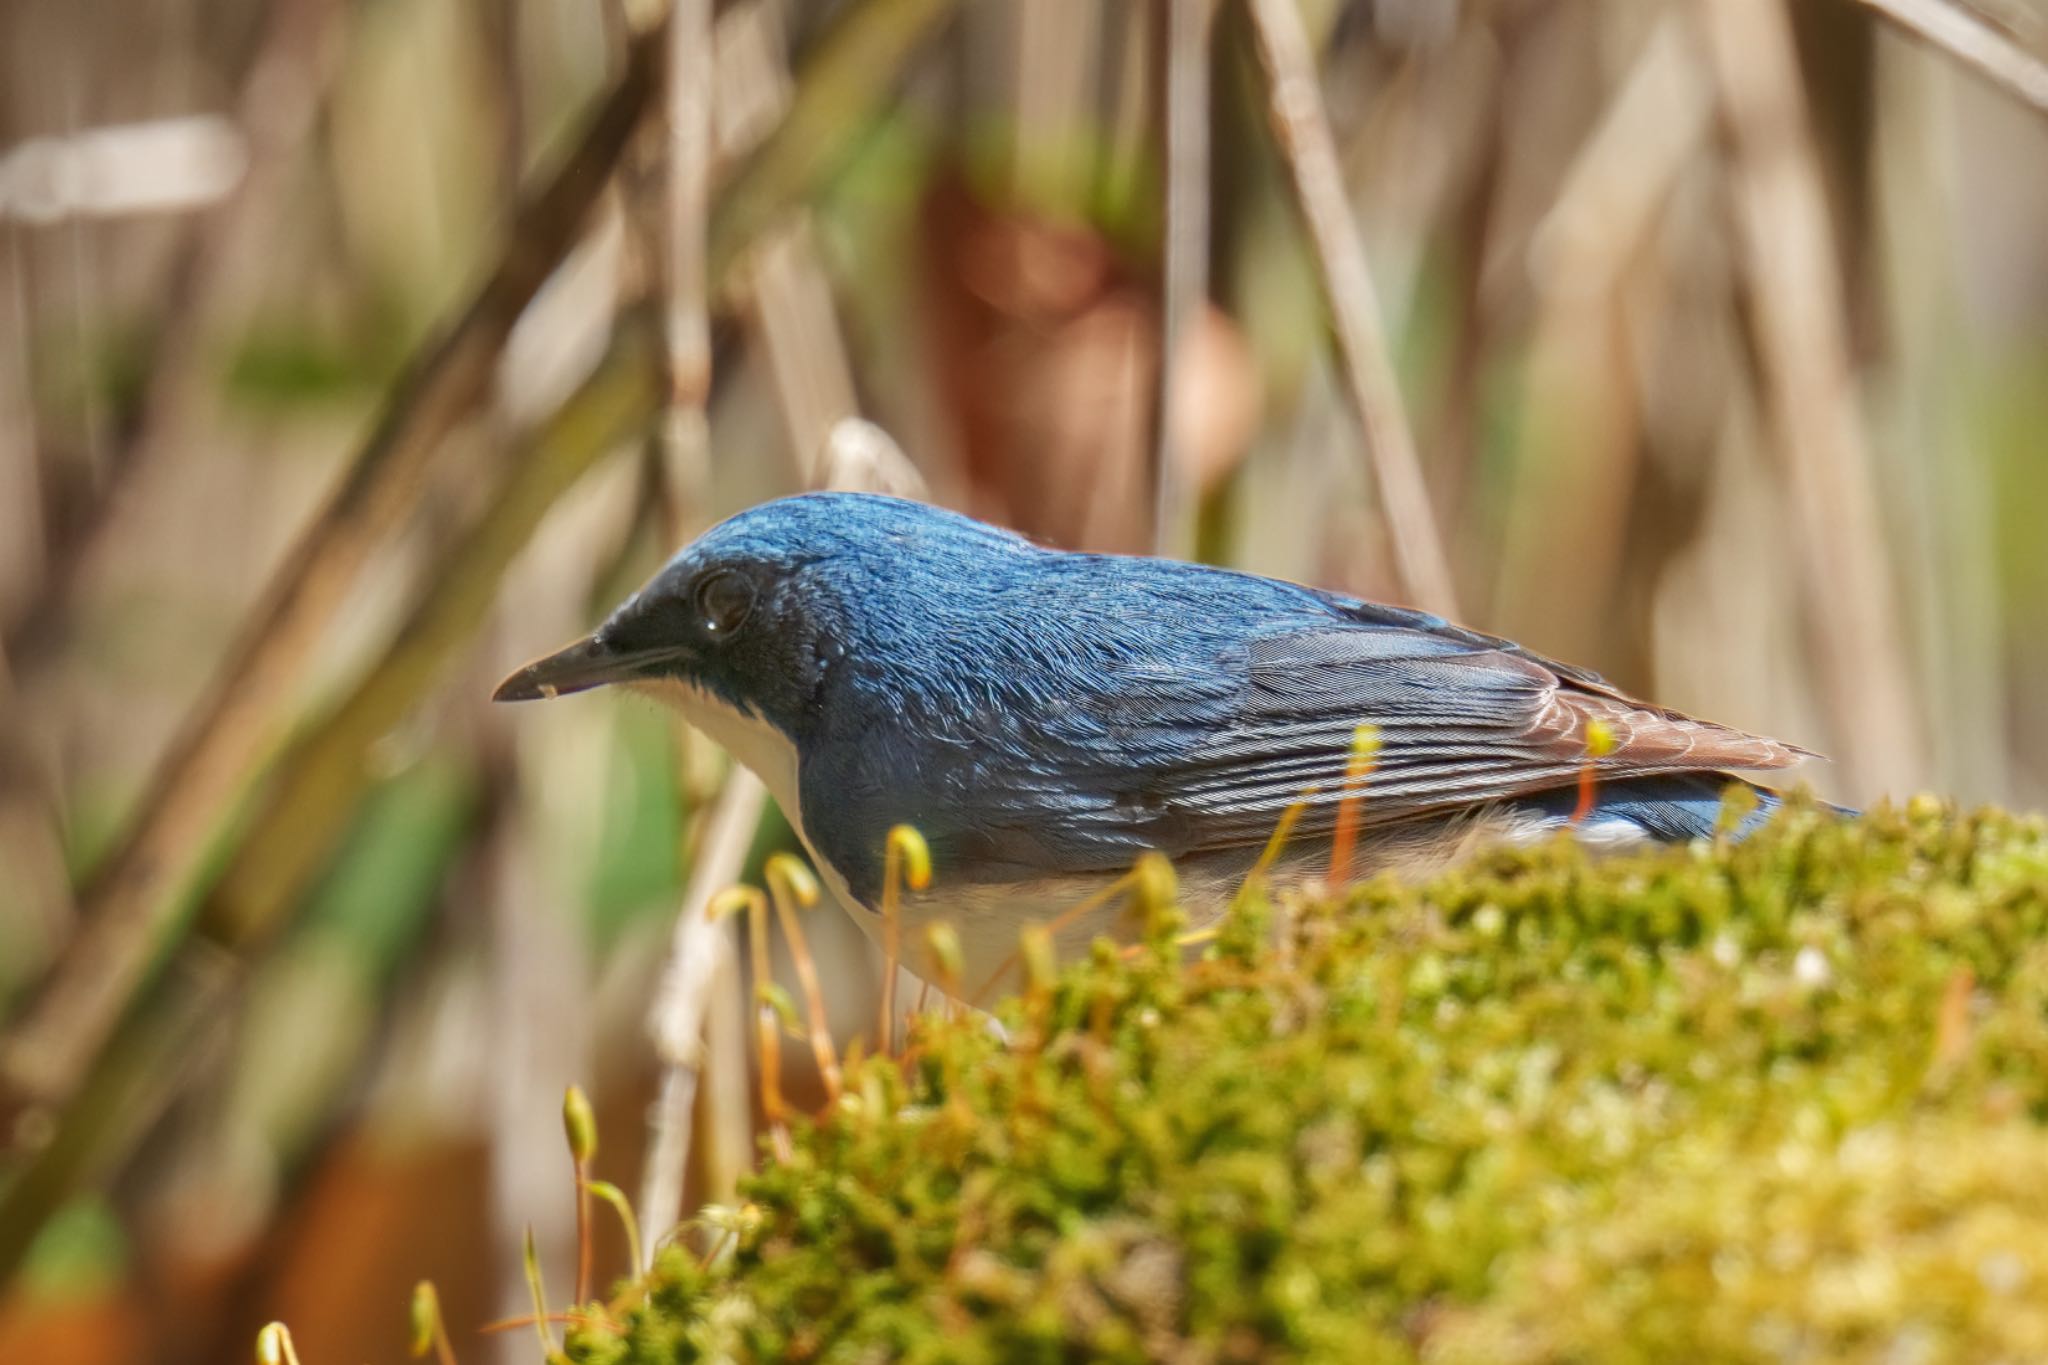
[800,563,1808,900]
[1057,595,1799,852]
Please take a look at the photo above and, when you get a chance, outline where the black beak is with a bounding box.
[492,634,678,702]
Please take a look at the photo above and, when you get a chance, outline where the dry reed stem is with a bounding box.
[1852,0,2048,116]
[636,770,761,1261]
[719,0,858,472]
[1529,15,1711,310]
[1244,0,1460,619]
[664,0,714,434]
[1009,0,1098,202]
[0,25,670,1114]
[713,1,860,467]
[1151,0,1213,557]
[707,0,962,283]
[0,323,660,1281]
[1497,16,1709,655]
[818,418,926,497]
[0,0,339,1009]
[749,221,862,465]
[1695,0,1926,798]
[1,0,340,665]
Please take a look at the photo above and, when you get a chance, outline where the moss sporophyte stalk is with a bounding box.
[566,797,2048,1363]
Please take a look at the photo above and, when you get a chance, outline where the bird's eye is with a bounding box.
[693,569,754,638]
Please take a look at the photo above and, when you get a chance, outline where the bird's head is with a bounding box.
[491,492,1028,738]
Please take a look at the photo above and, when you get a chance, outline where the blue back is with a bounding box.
[648,495,1796,902]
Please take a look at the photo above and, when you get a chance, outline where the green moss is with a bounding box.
[571,799,2048,1362]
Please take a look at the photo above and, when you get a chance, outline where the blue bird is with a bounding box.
[494,493,1813,987]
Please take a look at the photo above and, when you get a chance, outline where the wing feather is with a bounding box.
[1103,607,1810,858]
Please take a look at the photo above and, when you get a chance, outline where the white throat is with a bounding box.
[630,677,804,818]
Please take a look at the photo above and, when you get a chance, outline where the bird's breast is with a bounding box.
[630,675,1665,997]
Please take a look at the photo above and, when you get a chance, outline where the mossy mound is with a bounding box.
[570,799,2048,1363]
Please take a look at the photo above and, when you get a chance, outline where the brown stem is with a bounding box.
[1243,0,1460,618]
[0,322,659,1285]
[1695,0,1925,797]
[0,26,670,1115]
[1851,0,2048,116]
[1150,0,1213,556]
[2,0,341,666]
[707,0,962,284]
[635,774,760,1260]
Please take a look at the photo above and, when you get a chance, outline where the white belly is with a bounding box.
[635,679,1653,995]
[632,678,1246,991]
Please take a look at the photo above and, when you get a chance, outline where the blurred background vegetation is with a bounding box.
[0,0,2044,1360]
